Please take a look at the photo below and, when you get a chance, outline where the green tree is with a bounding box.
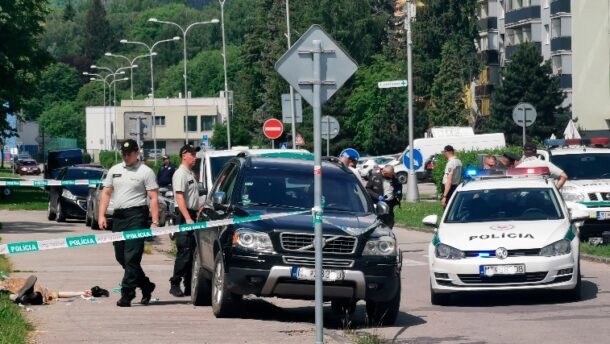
[39,101,85,147]
[22,63,82,120]
[83,0,112,61]
[484,43,568,144]
[63,1,76,21]
[76,81,105,108]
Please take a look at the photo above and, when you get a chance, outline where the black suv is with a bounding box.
[191,152,402,325]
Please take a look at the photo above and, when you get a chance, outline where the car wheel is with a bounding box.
[211,251,238,318]
[85,200,92,227]
[430,283,451,306]
[55,201,66,222]
[2,187,11,198]
[396,172,408,184]
[366,279,401,326]
[90,212,100,230]
[191,247,212,306]
[47,201,56,221]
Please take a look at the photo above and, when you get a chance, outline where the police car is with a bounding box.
[538,138,610,240]
[423,167,589,305]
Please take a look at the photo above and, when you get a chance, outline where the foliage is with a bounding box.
[38,101,85,147]
[211,123,228,149]
[581,243,610,258]
[76,81,105,108]
[62,1,76,21]
[394,201,444,229]
[99,151,119,169]
[484,43,569,144]
[22,63,82,120]
[83,0,113,61]
[0,188,49,211]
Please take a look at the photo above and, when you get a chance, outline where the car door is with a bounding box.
[49,167,66,212]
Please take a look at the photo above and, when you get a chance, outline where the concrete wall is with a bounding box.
[572,0,610,130]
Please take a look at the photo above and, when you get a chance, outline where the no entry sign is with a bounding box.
[263,119,284,140]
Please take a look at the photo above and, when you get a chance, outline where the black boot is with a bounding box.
[117,288,136,307]
[14,275,37,304]
[141,281,156,305]
[169,277,184,297]
[183,279,191,297]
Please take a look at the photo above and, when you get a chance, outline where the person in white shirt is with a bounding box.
[517,142,568,189]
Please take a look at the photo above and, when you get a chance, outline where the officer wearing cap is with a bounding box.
[339,151,364,184]
[518,142,568,189]
[169,144,201,297]
[157,155,176,188]
[441,145,462,208]
[98,139,159,307]
[499,152,519,169]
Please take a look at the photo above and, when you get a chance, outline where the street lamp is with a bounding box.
[105,52,154,100]
[91,66,127,161]
[85,70,125,152]
[120,36,180,165]
[148,18,219,145]
[219,0,231,149]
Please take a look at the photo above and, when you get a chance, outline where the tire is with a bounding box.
[55,201,66,222]
[191,247,212,306]
[85,200,92,227]
[211,251,238,318]
[430,284,451,306]
[331,299,356,315]
[47,201,56,221]
[396,172,408,184]
[2,187,11,198]
[366,279,401,326]
[90,212,100,230]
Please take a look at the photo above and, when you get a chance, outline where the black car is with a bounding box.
[48,165,105,222]
[191,153,402,325]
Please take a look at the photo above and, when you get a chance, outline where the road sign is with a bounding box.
[321,116,340,140]
[280,142,288,149]
[281,93,303,124]
[403,148,423,171]
[512,103,537,128]
[340,148,360,161]
[295,133,305,146]
[275,25,358,107]
[263,119,284,140]
[377,80,408,89]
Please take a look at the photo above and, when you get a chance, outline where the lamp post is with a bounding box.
[285,0,297,149]
[219,0,231,149]
[405,0,420,202]
[148,18,219,145]
[120,37,180,165]
[109,77,130,151]
[105,52,153,100]
[85,72,111,150]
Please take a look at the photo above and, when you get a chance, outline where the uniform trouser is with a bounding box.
[442,184,458,202]
[170,209,197,286]
[112,205,152,291]
[380,202,397,229]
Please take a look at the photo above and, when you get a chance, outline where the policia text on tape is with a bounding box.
[0,179,102,187]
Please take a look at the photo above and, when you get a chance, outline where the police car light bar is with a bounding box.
[543,137,609,148]
[464,167,550,180]
[507,167,550,176]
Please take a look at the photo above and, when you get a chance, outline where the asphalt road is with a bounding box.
[1,210,610,344]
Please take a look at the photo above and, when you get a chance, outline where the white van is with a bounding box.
[390,133,506,183]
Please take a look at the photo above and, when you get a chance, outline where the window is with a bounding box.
[184,116,197,132]
[550,154,610,180]
[552,55,563,74]
[544,24,550,44]
[200,116,216,131]
[522,26,532,43]
[551,17,561,38]
[154,116,165,126]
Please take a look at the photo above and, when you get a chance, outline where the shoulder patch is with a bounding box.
[113,174,122,178]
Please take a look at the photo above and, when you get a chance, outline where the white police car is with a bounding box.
[539,138,610,240]
[423,167,590,305]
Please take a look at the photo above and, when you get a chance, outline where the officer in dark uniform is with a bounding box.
[157,155,176,188]
[98,139,159,307]
[365,165,402,228]
[169,145,200,297]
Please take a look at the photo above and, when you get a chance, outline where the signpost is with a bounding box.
[321,115,340,156]
[377,79,408,89]
[339,148,360,161]
[512,102,537,146]
[403,148,423,171]
[263,118,284,148]
[281,93,303,124]
[275,24,357,344]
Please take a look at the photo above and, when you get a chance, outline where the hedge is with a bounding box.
[98,151,181,171]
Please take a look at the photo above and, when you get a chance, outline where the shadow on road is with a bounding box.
[0,220,80,234]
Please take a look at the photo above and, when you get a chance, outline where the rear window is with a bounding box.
[65,168,103,180]
[550,153,610,180]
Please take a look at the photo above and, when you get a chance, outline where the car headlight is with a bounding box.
[61,189,78,201]
[21,167,27,171]
[363,236,397,256]
[561,186,585,202]
[232,229,273,253]
[435,243,465,260]
[540,239,571,257]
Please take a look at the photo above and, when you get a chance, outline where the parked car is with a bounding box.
[45,149,83,180]
[15,159,41,176]
[190,151,402,325]
[48,165,105,222]
[357,156,395,180]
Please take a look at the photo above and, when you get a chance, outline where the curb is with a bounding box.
[581,253,610,265]
[394,225,435,234]
[326,329,353,344]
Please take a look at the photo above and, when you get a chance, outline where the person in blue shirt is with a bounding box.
[157,155,176,188]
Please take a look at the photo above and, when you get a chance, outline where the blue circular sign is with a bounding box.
[339,148,360,161]
[403,149,423,171]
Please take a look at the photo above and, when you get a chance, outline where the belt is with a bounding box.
[114,205,148,217]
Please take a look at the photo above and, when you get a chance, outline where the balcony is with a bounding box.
[479,50,499,64]
[505,6,541,26]
[505,42,542,60]
[551,0,571,16]
[475,84,495,98]
[479,17,498,31]
[551,37,571,52]
[558,74,572,89]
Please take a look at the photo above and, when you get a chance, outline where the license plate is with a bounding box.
[480,264,525,277]
[291,267,344,282]
[596,211,610,220]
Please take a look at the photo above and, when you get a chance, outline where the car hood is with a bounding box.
[565,179,610,192]
[437,220,571,250]
[233,206,382,237]
[64,185,89,198]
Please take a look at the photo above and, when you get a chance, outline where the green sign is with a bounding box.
[123,229,153,240]
[8,241,40,254]
[67,235,98,247]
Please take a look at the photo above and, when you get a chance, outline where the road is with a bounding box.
[1,210,610,343]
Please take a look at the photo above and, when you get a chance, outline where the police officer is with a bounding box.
[518,142,568,189]
[441,145,462,208]
[98,139,159,307]
[365,165,402,228]
[169,145,200,297]
[157,155,176,188]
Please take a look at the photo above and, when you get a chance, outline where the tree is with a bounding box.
[38,101,86,147]
[83,0,112,61]
[484,43,568,144]
[76,81,105,109]
[63,1,76,21]
[22,63,82,120]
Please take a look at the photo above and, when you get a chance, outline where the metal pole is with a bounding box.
[312,39,324,344]
[113,79,118,163]
[522,106,527,146]
[150,53,157,165]
[406,1,419,202]
[326,118,330,156]
[286,0,297,149]
[220,0,231,149]
[183,30,189,145]
[130,67,134,100]
[102,80,106,150]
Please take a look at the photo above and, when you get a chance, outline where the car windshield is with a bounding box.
[22,161,37,166]
[65,168,103,180]
[445,188,564,223]
[210,156,235,183]
[550,153,610,180]
[237,168,372,213]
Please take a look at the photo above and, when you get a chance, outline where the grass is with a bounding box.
[345,331,385,344]
[0,188,48,211]
[0,167,18,179]
[394,201,443,229]
[581,243,610,258]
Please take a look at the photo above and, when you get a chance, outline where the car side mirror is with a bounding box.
[422,214,439,228]
[375,201,390,216]
[212,191,227,210]
[198,182,207,197]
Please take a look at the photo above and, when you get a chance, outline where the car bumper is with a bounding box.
[429,253,579,293]
[60,197,87,218]
[578,204,610,237]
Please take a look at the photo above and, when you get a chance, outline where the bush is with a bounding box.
[431,146,524,194]
[99,151,119,169]
[99,151,181,172]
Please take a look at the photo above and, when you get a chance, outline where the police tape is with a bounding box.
[0,179,102,187]
[0,210,309,255]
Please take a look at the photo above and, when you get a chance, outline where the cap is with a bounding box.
[179,144,201,156]
[162,155,169,160]
[523,142,537,151]
[340,151,358,162]
[443,145,455,152]
[120,139,139,154]
[502,152,519,162]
